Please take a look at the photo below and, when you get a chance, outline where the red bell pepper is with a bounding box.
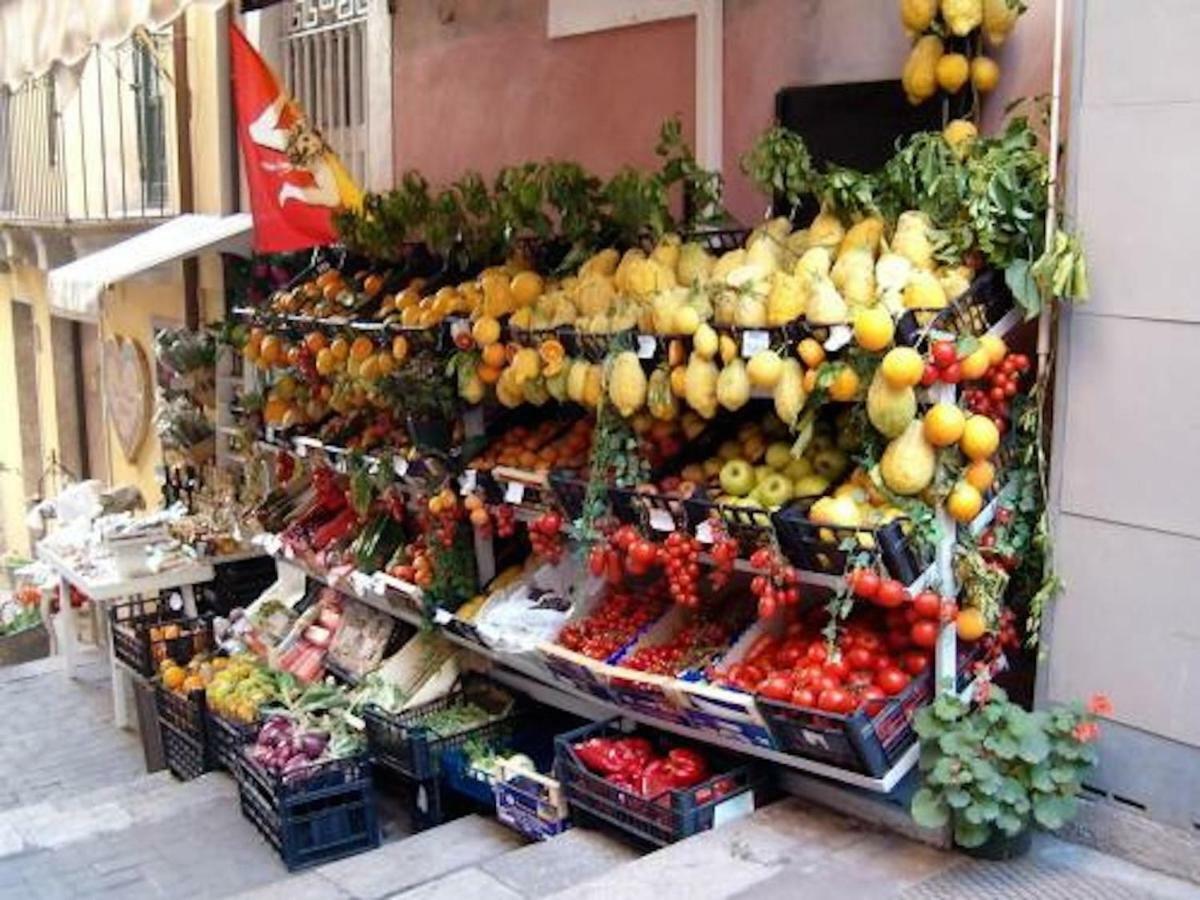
[573,736,655,777]
[665,748,709,788]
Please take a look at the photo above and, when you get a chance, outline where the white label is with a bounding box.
[433,608,453,626]
[637,335,657,359]
[265,426,277,443]
[648,508,675,532]
[294,441,308,458]
[504,481,525,504]
[334,455,348,474]
[366,457,381,476]
[741,330,770,357]
[712,790,755,828]
[349,571,375,596]
[695,521,715,545]
[460,469,478,494]
[824,325,853,352]
[394,456,409,478]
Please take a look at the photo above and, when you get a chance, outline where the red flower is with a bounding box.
[1087,693,1113,717]
[1072,721,1100,744]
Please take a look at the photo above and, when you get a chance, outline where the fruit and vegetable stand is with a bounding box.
[46,0,1111,868]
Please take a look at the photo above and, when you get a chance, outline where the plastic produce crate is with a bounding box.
[236,752,379,872]
[494,762,570,841]
[154,682,212,781]
[754,649,981,778]
[772,503,928,584]
[555,719,760,847]
[895,268,1016,348]
[206,710,259,773]
[362,676,520,782]
[110,597,211,678]
[202,556,279,616]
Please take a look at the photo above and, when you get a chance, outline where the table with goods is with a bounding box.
[113,3,1100,866]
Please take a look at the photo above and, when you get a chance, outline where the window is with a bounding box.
[132,38,168,211]
[0,88,11,211]
[45,75,57,168]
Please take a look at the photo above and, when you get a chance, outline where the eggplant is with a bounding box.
[300,732,329,759]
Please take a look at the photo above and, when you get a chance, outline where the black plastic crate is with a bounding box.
[363,676,520,782]
[755,650,980,778]
[554,718,760,847]
[202,556,279,616]
[207,710,259,773]
[154,683,212,781]
[684,496,775,548]
[771,503,928,584]
[236,752,379,871]
[895,268,1016,349]
[110,597,211,678]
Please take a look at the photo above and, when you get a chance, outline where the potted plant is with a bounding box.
[910,685,1111,859]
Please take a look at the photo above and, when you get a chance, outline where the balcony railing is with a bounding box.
[0,32,178,225]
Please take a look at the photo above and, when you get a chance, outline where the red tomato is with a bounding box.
[629,540,658,568]
[931,341,957,368]
[875,579,908,608]
[775,639,807,669]
[757,674,794,701]
[818,688,853,714]
[873,654,895,672]
[790,687,816,708]
[901,651,931,676]
[846,670,875,690]
[739,664,765,686]
[845,647,875,671]
[848,569,880,600]
[794,665,822,686]
[912,591,941,621]
[805,643,828,664]
[815,675,839,694]
[886,629,910,652]
[876,667,911,696]
[910,620,939,649]
[941,362,963,384]
[823,657,849,680]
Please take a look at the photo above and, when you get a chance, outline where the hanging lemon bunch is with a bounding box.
[899,0,1025,105]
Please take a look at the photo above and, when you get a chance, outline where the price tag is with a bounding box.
[334,455,348,474]
[460,469,478,495]
[741,330,770,357]
[370,572,392,595]
[824,325,853,352]
[349,571,375,596]
[265,426,277,444]
[366,457,381,476]
[504,481,525,505]
[712,790,755,829]
[648,508,675,532]
[294,440,307,459]
[637,335,657,359]
[432,608,454,626]
[394,456,409,478]
[695,520,715,545]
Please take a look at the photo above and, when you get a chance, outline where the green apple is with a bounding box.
[719,459,756,497]
[765,442,793,471]
[755,473,794,509]
[753,464,774,487]
[792,474,831,498]
[784,457,813,481]
[812,447,850,481]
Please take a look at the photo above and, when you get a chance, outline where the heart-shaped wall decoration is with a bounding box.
[103,336,151,463]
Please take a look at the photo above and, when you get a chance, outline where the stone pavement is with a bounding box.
[0,652,1197,899]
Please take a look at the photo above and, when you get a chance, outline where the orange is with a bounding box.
[472,316,501,347]
[510,271,544,307]
[350,336,374,362]
[330,336,350,362]
[363,274,384,298]
[964,459,995,493]
[956,607,987,642]
[946,481,983,524]
[315,348,336,376]
[960,416,1000,461]
[162,666,185,691]
[481,343,507,368]
[477,364,502,385]
[960,347,991,381]
[796,338,825,369]
[375,353,396,377]
[391,335,410,362]
[259,335,283,367]
[827,366,861,402]
[923,403,966,447]
[359,355,381,382]
[880,347,924,388]
[802,368,818,394]
[304,331,328,354]
[979,335,1007,367]
[242,339,260,363]
[182,674,206,694]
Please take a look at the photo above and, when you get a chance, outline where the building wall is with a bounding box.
[391,0,1055,223]
[1045,0,1200,830]
[392,0,696,185]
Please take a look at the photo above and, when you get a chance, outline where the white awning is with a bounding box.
[0,1,225,89]
[48,213,253,320]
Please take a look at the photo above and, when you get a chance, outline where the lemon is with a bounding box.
[960,347,992,381]
[747,350,784,389]
[936,54,970,93]
[472,316,501,347]
[972,56,1000,93]
[946,481,984,524]
[964,459,995,492]
[960,415,1000,461]
[979,334,1007,366]
[827,366,861,402]
[880,347,924,388]
[853,306,895,351]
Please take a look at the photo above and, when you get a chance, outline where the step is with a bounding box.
[0,771,236,860]
[480,827,642,898]
[231,813,524,900]
[542,798,889,900]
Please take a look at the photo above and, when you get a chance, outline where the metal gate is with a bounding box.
[281,0,370,187]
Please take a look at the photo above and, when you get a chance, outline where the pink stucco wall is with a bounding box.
[393,0,1053,224]
[392,0,695,186]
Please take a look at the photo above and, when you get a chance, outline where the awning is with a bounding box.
[48,213,253,320]
[0,1,222,89]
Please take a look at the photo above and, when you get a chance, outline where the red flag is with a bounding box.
[230,24,362,253]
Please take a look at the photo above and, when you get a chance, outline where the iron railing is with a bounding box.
[0,32,177,225]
